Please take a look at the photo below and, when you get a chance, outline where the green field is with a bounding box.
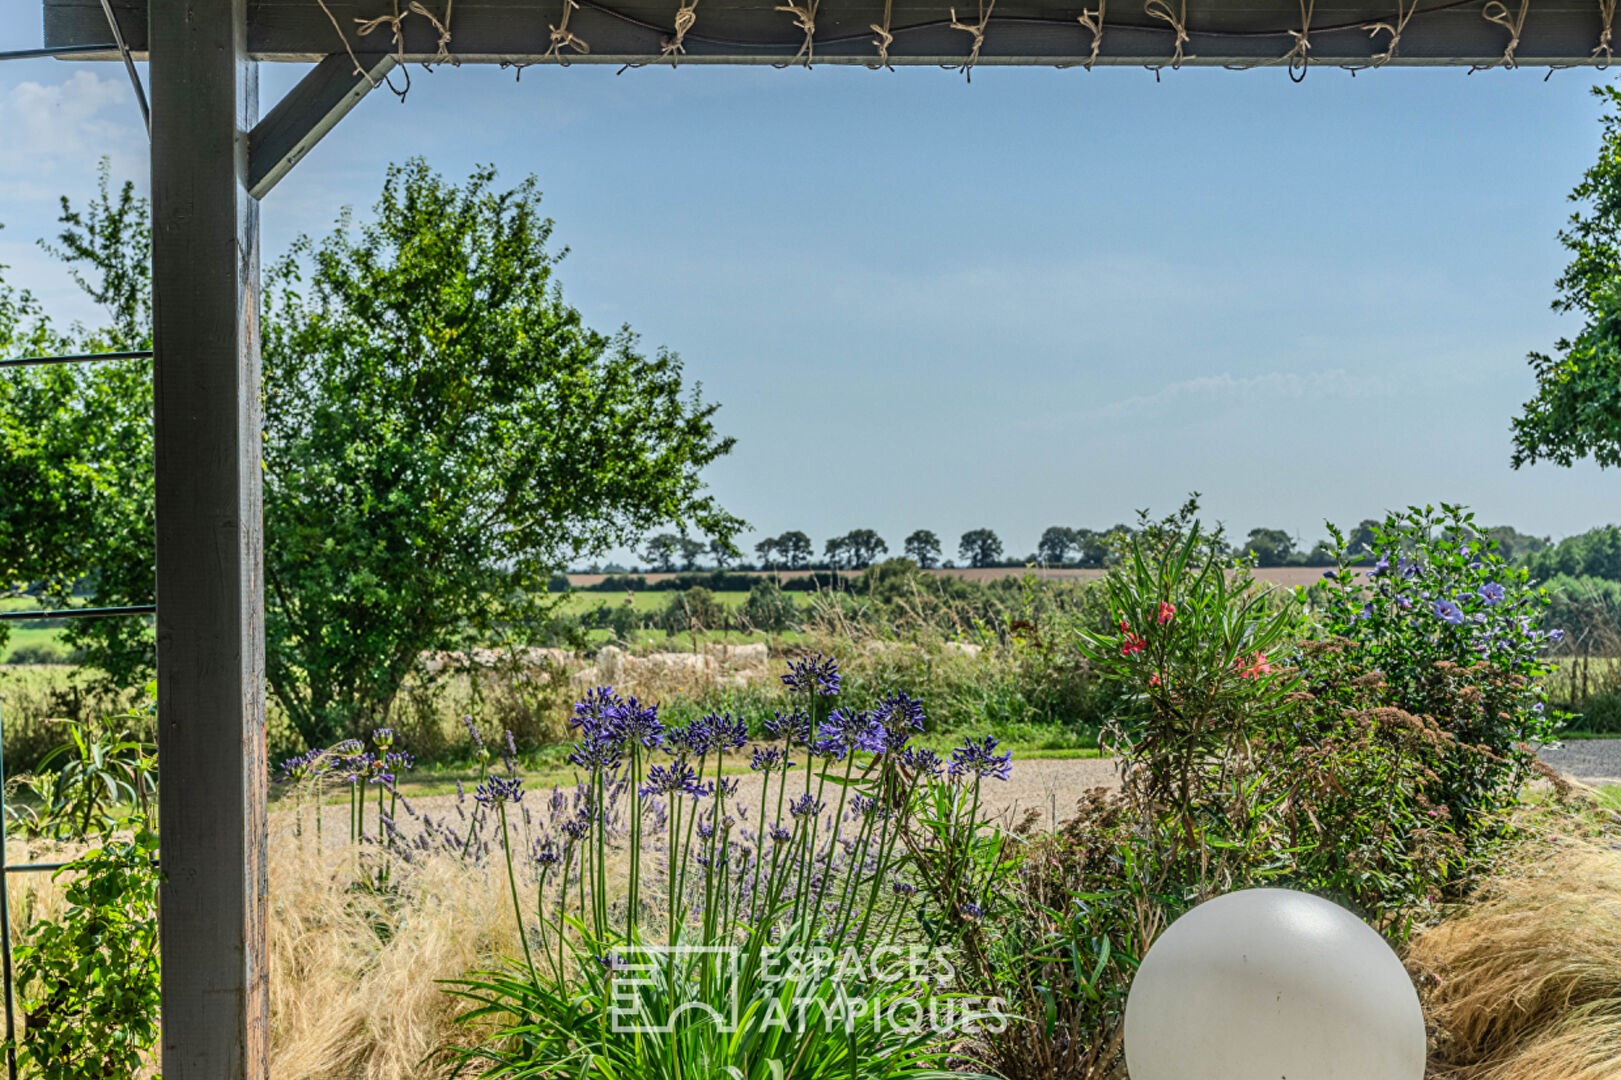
[558,589,751,615]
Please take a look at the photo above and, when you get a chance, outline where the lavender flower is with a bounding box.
[1433,598,1466,626]
[781,654,841,697]
[502,729,519,771]
[949,735,1012,782]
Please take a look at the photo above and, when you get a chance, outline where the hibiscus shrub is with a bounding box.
[1315,504,1559,840]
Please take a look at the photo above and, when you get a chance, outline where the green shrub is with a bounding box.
[740,579,797,633]
[8,821,160,1080]
[659,586,725,637]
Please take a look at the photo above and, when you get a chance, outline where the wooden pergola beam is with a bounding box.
[44,0,1621,67]
[149,1,268,1078]
[248,52,396,199]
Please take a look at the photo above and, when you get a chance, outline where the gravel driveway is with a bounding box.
[1539,739,1621,786]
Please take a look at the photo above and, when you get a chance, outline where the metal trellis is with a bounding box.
[0,344,156,1080]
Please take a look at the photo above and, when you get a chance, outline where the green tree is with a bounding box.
[833,528,887,569]
[1242,527,1294,567]
[676,536,706,571]
[776,530,812,569]
[644,534,682,572]
[1037,526,1078,565]
[903,529,940,569]
[2,161,741,747]
[1513,86,1621,469]
[958,528,1002,568]
[1527,525,1621,581]
[753,535,779,569]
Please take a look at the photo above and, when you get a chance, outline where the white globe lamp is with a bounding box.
[1124,888,1425,1080]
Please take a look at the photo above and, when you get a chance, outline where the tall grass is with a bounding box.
[1406,804,1621,1080]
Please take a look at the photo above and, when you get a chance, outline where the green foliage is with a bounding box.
[740,578,797,633]
[8,821,161,1080]
[1,160,741,747]
[1526,525,1621,581]
[1513,86,1621,469]
[659,586,725,636]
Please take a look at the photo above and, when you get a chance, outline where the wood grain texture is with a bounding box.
[149,0,269,1076]
[43,0,1621,65]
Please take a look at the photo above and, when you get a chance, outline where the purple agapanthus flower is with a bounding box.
[1433,598,1466,626]
[812,709,863,761]
[770,825,793,844]
[949,736,1012,782]
[750,745,794,773]
[961,901,985,919]
[474,775,524,806]
[781,654,842,697]
[615,696,664,749]
[763,709,811,746]
[899,746,944,780]
[703,712,750,753]
[864,691,927,755]
[788,793,824,819]
[641,762,702,798]
[1477,582,1507,606]
[666,720,714,757]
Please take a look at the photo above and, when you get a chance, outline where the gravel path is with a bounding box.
[278,756,1128,845]
[1539,739,1621,786]
[275,746,1616,844]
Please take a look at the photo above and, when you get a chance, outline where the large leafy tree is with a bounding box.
[2,160,741,746]
[1513,86,1621,469]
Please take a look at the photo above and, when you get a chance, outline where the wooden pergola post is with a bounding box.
[149,1,269,1077]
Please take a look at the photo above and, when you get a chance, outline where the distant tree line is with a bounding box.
[622,520,1558,575]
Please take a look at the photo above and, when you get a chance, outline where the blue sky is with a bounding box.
[3,12,1620,561]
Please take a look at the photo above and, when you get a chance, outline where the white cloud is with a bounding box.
[0,70,133,171]
[1084,368,1393,420]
